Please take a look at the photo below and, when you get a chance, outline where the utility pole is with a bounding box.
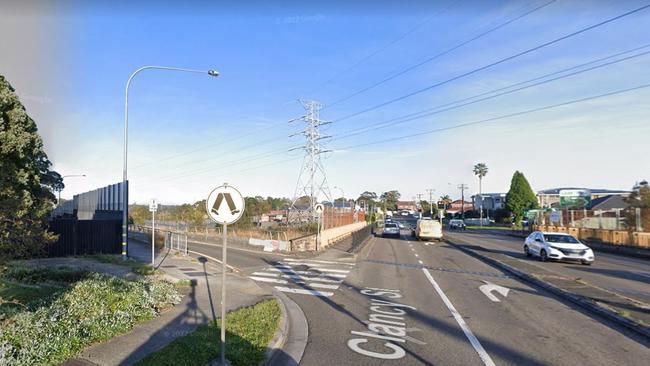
[416,194,423,218]
[288,100,333,224]
[425,189,435,218]
[458,184,468,219]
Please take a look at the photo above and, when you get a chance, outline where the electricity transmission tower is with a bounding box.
[288,100,333,223]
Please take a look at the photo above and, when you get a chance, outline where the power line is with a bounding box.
[329,45,650,142]
[307,0,461,94]
[333,82,650,151]
[325,0,557,108]
[331,3,650,123]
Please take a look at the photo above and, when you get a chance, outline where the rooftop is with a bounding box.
[537,187,630,195]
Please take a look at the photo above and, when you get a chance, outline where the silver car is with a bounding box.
[382,222,401,238]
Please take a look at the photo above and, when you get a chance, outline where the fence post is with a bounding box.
[636,208,643,232]
[615,209,621,230]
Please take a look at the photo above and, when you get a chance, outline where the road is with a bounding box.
[444,230,650,304]
[187,230,650,365]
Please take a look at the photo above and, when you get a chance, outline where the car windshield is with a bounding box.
[385,223,398,228]
[544,234,580,244]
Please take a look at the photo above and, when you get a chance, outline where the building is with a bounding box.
[537,187,630,208]
[471,193,506,212]
[397,201,417,211]
[446,200,474,216]
[588,195,628,211]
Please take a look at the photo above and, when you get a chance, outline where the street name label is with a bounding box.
[347,287,422,360]
[206,184,245,225]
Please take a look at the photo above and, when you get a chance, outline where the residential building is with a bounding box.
[471,193,506,212]
[397,201,417,210]
[446,200,474,216]
[537,187,630,208]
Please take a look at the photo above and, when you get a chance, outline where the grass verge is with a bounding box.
[0,265,181,366]
[87,253,157,275]
[135,299,281,366]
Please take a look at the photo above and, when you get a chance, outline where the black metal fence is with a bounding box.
[47,219,122,257]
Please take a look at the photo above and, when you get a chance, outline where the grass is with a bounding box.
[135,299,281,366]
[88,253,157,275]
[0,264,181,366]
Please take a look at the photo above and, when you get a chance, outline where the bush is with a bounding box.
[4,266,89,285]
[0,273,181,365]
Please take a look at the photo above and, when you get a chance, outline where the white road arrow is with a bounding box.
[479,281,510,302]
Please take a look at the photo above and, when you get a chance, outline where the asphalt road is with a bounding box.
[444,230,650,304]
[284,233,649,365]
[185,231,650,365]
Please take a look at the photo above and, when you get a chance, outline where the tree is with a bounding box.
[473,163,488,221]
[380,190,401,211]
[624,180,650,231]
[439,195,452,208]
[0,75,62,259]
[505,171,538,227]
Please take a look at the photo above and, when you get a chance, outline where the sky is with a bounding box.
[1,0,649,205]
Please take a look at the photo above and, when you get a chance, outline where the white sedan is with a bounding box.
[524,231,594,265]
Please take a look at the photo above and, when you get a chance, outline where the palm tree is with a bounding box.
[473,163,489,224]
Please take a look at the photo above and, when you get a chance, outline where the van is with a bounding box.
[415,218,443,241]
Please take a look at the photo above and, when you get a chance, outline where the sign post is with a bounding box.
[206,183,245,365]
[149,199,158,267]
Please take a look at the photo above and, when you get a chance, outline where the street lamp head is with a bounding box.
[208,70,220,77]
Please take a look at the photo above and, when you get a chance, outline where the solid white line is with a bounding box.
[281,274,343,283]
[249,276,288,284]
[418,260,424,264]
[299,282,339,290]
[188,239,291,257]
[283,258,355,266]
[187,250,239,272]
[277,263,350,273]
[267,267,347,278]
[274,286,334,297]
[252,271,280,278]
[414,253,419,257]
[421,268,496,366]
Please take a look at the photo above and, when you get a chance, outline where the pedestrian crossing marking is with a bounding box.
[248,259,355,297]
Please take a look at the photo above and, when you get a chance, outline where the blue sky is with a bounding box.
[3,0,649,204]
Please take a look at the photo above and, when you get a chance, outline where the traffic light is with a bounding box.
[437,201,446,209]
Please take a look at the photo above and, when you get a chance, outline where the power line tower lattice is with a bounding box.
[288,100,333,224]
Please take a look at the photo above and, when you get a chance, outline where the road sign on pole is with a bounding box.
[315,204,324,250]
[149,199,157,267]
[206,183,245,366]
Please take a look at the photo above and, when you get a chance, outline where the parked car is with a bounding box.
[382,222,401,238]
[448,219,466,230]
[524,231,594,265]
[415,218,443,241]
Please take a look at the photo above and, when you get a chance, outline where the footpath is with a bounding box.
[63,239,274,366]
[444,232,650,340]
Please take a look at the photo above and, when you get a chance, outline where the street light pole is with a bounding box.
[122,66,219,260]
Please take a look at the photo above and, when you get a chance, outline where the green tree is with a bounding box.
[129,204,150,225]
[505,171,538,227]
[380,190,401,211]
[0,75,62,259]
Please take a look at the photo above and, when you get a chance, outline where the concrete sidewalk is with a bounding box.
[64,239,272,366]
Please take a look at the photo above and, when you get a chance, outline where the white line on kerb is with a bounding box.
[421,268,496,366]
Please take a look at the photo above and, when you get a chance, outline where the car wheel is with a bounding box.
[581,260,592,266]
[540,249,548,262]
[524,245,532,257]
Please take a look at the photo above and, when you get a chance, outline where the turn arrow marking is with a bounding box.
[479,281,510,302]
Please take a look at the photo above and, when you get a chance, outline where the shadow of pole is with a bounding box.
[198,256,217,322]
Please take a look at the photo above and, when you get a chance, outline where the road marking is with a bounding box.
[479,281,510,302]
[188,239,290,257]
[414,253,419,257]
[249,276,288,284]
[418,260,423,265]
[274,286,334,297]
[251,271,279,277]
[283,258,355,266]
[266,267,348,278]
[421,268,496,366]
[277,263,351,273]
[187,250,240,272]
[281,274,343,283]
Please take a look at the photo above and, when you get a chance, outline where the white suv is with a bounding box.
[524,231,594,265]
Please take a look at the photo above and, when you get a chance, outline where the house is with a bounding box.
[588,195,628,212]
[471,193,506,212]
[446,200,474,216]
[537,187,630,208]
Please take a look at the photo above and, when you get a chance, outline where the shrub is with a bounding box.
[4,266,89,285]
[0,273,181,365]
